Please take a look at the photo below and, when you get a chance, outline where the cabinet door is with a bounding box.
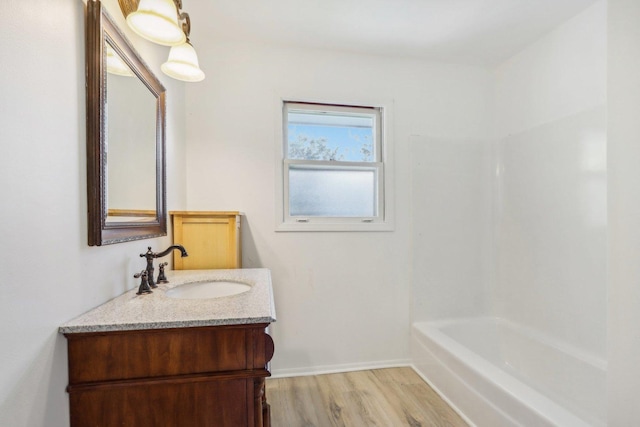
[173,215,240,269]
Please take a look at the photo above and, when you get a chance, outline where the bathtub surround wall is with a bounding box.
[494,107,607,357]
[492,0,607,360]
[410,136,494,323]
[410,0,607,353]
[0,1,186,426]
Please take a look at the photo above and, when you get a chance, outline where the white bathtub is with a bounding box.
[411,317,606,427]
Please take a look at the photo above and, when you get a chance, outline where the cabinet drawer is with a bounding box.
[69,378,250,427]
[67,326,249,384]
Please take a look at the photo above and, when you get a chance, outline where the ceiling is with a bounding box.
[187,0,599,66]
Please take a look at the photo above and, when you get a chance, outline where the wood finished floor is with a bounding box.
[266,367,468,427]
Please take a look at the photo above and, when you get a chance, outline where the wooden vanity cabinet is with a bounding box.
[65,324,274,427]
[171,211,242,270]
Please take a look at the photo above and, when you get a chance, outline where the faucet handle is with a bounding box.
[134,270,152,295]
[157,262,169,284]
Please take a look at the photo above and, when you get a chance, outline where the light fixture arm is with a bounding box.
[180,12,191,40]
[117,0,140,17]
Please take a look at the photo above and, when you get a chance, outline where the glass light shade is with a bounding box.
[106,44,134,76]
[126,0,186,46]
[161,42,205,82]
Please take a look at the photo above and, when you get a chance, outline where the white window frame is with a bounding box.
[276,99,395,232]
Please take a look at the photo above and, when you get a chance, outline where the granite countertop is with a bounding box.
[59,268,276,334]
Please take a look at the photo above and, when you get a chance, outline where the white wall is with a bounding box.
[492,1,607,358]
[0,1,186,425]
[607,0,640,423]
[184,40,493,375]
[494,1,607,137]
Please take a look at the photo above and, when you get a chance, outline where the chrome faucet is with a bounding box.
[140,245,189,289]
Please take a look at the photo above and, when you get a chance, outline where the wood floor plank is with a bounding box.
[344,371,409,426]
[267,367,468,427]
[370,367,466,427]
[315,372,352,427]
[403,382,467,427]
[368,369,438,426]
[267,378,310,426]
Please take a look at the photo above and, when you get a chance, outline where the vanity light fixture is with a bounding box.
[118,0,205,82]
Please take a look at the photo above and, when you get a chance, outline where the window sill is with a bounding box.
[276,221,394,232]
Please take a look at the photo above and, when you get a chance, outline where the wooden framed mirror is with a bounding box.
[86,0,167,246]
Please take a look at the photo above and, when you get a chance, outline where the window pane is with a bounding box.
[288,166,377,217]
[287,111,375,162]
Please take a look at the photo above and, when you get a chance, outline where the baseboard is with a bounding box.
[269,359,411,379]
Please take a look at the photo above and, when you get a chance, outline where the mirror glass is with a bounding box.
[86,1,167,245]
[105,40,157,223]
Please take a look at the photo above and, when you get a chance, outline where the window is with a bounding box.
[278,101,392,231]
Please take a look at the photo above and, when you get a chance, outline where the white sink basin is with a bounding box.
[165,280,251,299]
